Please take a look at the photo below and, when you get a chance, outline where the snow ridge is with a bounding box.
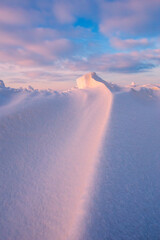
[0,74,113,240]
[77,72,120,91]
[1,73,160,240]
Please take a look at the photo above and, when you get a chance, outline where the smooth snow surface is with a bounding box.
[1,73,160,240]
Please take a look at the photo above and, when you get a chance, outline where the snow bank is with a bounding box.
[79,84,160,240]
[1,73,160,240]
[0,74,112,240]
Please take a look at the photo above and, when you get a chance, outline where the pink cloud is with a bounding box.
[99,0,160,36]
[52,0,96,24]
[53,2,75,24]
[0,25,74,67]
[25,38,74,60]
[0,35,74,68]
[0,48,40,67]
[110,38,152,50]
[0,29,23,46]
[0,6,42,26]
[63,49,160,73]
[0,25,159,74]
[0,6,27,25]
[0,28,60,47]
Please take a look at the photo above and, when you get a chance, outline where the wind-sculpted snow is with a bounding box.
[77,72,120,92]
[0,75,112,240]
[1,73,160,240]
[79,87,160,240]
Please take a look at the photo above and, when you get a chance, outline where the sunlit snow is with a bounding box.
[0,73,160,240]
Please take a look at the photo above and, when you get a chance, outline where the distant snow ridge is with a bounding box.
[0,80,5,88]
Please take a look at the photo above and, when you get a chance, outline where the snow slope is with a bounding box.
[0,75,112,240]
[79,82,160,240]
[1,73,160,240]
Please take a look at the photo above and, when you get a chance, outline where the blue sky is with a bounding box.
[0,0,160,89]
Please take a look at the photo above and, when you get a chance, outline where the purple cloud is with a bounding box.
[110,38,153,50]
[52,0,98,25]
[64,49,160,73]
[25,38,74,61]
[0,25,75,67]
[0,6,28,25]
[0,5,43,26]
[99,0,160,36]
[0,0,160,87]
[53,2,75,24]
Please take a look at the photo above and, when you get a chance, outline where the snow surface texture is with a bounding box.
[0,73,160,240]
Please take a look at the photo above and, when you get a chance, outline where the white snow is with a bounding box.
[0,72,160,240]
[76,72,105,89]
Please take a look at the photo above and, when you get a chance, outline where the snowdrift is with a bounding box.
[0,74,112,240]
[1,73,160,240]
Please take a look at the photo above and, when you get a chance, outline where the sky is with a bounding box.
[0,0,160,89]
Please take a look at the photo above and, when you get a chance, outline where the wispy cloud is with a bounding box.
[110,38,153,50]
[64,49,160,73]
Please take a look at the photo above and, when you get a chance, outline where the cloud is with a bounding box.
[25,38,74,61]
[52,0,99,25]
[53,2,75,24]
[0,5,42,26]
[0,29,22,46]
[1,40,157,75]
[1,0,160,38]
[0,0,160,87]
[64,49,160,73]
[0,39,74,67]
[110,38,153,50]
[0,25,75,67]
[99,0,160,37]
[0,6,28,25]
[0,28,60,47]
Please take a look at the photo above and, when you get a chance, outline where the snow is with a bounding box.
[0,80,5,88]
[79,90,160,240]
[0,72,160,240]
[76,72,103,89]
[77,72,120,92]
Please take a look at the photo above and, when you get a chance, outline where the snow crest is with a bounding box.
[77,72,105,89]
[77,72,120,92]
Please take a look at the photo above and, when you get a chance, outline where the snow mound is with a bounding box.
[0,82,113,240]
[77,72,104,89]
[0,80,5,88]
[1,74,160,240]
[77,72,120,92]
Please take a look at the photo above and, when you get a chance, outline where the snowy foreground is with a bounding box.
[1,73,160,240]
